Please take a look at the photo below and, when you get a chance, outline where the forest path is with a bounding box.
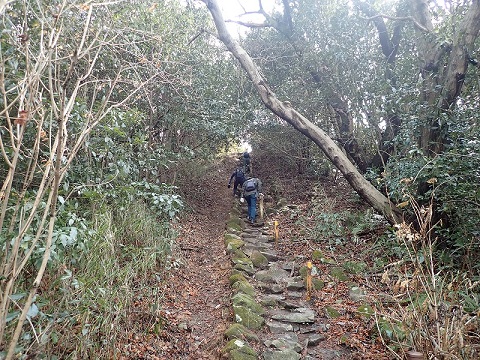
[121,153,393,359]
[157,156,237,359]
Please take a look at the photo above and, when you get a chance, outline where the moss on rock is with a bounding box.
[226,238,245,253]
[229,273,248,286]
[232,252,253,268]
[233,305,265,330]
[222,339,257,360]
[234,263,255,276]
[250,250,268,268]
[224,323,259,341]
[232,280,255,297]
[232,293,264,315]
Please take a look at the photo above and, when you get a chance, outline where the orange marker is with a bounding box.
[306,261,313,301]
[274,220,279,243]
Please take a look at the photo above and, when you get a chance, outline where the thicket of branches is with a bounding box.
[205,0,479,357]
[0,0,244,358]
[0,0,479,358]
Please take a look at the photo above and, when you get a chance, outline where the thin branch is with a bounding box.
[187,29,206,46]
[225,19,270,28]
[360,14,430,33]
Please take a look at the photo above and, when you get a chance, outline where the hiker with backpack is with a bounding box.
[241,176,263,224]
[227,167,246,196]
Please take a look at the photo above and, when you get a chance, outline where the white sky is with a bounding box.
[220,0,267,17]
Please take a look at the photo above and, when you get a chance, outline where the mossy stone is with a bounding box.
[259,296,279,307]
[225,238,245,253]
[222,339,257,360]
[233,305,265,330]
[250,250,268,268]
[228,215,243,225]
[232,293,264,315]
[232,280,255,297]
[234,263,255,276]
[226,221,242,232]
[229,349,257,360]
[232,254,253,268]
[225,233,242,241]
[231,268,246,278]
[229,273,248,286]
[224,323,259,341]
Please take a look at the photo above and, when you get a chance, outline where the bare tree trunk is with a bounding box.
[201,0,403,225]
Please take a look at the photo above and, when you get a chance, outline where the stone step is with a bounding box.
[223,209,351,359]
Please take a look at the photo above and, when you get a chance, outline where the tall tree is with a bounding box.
[201,0,403,224]
[353,0,480,160]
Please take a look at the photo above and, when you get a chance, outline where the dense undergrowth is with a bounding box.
[1,197,176,359]
[253,148,480,359]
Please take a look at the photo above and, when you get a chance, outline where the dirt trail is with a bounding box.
[156,157,236,359]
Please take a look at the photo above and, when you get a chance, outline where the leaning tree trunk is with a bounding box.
[201,0,403,225]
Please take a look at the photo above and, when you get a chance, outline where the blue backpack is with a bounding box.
[244,178,256,192]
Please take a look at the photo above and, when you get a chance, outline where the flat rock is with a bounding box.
[257,282,284,294]
[255,267,290,283]
[262,349,301,360]
[265,320,293,333]
[270,308,315,323]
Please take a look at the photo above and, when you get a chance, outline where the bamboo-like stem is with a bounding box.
[6,201,57,360]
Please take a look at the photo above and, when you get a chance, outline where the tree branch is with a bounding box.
[360,14,429,33]
[225,19,271,28]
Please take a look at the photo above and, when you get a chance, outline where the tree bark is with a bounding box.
[409,0,480,154]
[201,0,403,225]
[353,0,406,169]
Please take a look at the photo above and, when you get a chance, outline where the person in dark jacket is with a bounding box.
[241,177,263,224]
[242,152,251,174]
[228,168,246,196]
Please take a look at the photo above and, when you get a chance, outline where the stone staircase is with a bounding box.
[221,199,351,360]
